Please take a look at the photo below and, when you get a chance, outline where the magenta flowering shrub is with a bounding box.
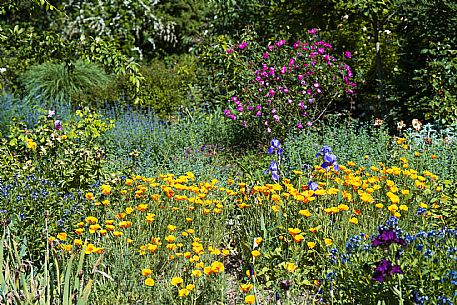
[222,29,356,141]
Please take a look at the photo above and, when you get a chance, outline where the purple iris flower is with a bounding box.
[315,145,332,157]
[321,153,340,171]
[308,180,318,191]
[268,139,283,155]
[372,259,403,282]
[316,145,339,171]
[373,228,407,248]
[54,120,62,131]
[264,161,279,181]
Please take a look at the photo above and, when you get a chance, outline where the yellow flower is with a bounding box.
[349,217,359,224]
[299,209,312,217]
[324,238,333,246]
[165,235,176,243]
[308,227,319,233]
[285,262,297,272]
[171,277,184,286]
[113,231,123,237]
[57,232,67,241]
[245,295,256,304]
[85,192,94,200]
[100,184,111,195]
[203,266,213,276]
[167,225,177,232]
[288,228,301,236]
[178,288,190,297]
[144,278,155,287]
[399,205,408,211]
[125,207,134,214]
[186,284,195,291]
[85,216,98,224]
[192,270,202,277]
[255,237,263,247]
[240,283,253,293]
[142,268,152,276]
[251,250,261,258]
[73,239,83,246]
[375,203,384,209]
[271,205,280,212]
[125,178,133,186]
[293,234,305,243]
[25,138,37,150]
[307,242,316,249]
[211,261,225,273]
[388,204,399,213]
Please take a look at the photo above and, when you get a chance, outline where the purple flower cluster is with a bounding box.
[372,259,403,282]
[372,228,407,248]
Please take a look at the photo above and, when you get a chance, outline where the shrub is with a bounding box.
[21,60,113,106]
[214,29,356,142]
[5,107,114,190]
[115,54,203,119]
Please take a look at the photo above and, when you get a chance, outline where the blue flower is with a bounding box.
[315,145,332,157]
[316,145,340,171]
[264,161,279,181]
[308,180,319,191]
[268,139,283,155]
[437,296,453,305]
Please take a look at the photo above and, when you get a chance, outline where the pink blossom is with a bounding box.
[263,52,269,59]
[344,51,351,59]
[308,28,317,35]
[273,115,280,122]
[239,42,247,50]
[297,122,303,129]
[226,48,234,54]
[307,121,313,127]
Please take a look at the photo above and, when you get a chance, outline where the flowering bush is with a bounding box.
[5,107,114,190]
[222,29,356,141]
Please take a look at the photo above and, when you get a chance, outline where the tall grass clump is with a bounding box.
[21,60,112,106]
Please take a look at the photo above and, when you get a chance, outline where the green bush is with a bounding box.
[5,107,114,190]
[21,60,113,106]
[119,54,202,119]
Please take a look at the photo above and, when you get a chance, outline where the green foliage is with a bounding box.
[21,60,112,105]
[123,54,202,118]
[0,228,96,305]
[5,107,114,190]
[0,3,144,102]
[56,0,176,59]
[321,221,457,304]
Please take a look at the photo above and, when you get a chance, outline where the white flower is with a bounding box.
[0,68,6,73]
